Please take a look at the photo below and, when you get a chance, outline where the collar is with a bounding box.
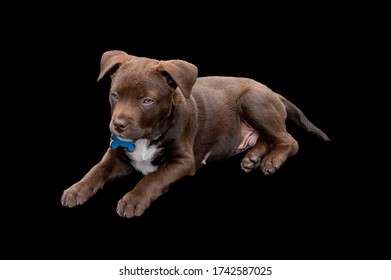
[110,135,135,152]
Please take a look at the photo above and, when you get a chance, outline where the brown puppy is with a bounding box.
[61,50,330,218]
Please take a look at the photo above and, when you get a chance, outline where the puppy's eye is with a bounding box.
[142,97,155,105]
[110,92,119,100]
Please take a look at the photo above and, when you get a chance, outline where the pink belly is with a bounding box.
[234,121,260,154]
[201,121,261,166]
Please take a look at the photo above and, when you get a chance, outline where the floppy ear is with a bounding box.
[97,50,133,81]
[156,59,198,98]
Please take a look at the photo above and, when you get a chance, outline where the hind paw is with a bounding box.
[260,155,284,175]
[241,152,261,173]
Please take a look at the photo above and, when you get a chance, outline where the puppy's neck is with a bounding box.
[125,139,163,175]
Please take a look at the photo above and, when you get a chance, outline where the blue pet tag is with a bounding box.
[110,135,135,152]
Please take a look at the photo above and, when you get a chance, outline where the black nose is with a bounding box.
[113,118,129,133]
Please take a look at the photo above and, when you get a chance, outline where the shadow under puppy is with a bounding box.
[61,50,330,218]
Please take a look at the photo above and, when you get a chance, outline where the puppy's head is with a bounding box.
[97,50,198,141]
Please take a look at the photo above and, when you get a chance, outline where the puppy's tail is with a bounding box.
[279,95,331,141]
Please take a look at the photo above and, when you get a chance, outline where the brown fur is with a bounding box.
[61,50,330,218]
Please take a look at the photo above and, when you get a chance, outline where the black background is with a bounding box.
[3,4,388,260]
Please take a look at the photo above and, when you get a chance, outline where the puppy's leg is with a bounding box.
[61,149,133,207]
[241,140,271,173]
[116,155,195,218]
[238,89,299,175]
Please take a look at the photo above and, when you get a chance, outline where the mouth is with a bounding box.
[116,135,135,142]
[110,124,146,141]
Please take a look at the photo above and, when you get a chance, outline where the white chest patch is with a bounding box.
[125,139,162,175]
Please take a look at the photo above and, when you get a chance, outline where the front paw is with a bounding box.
[61,182,95,207]
[116,191,151,218]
